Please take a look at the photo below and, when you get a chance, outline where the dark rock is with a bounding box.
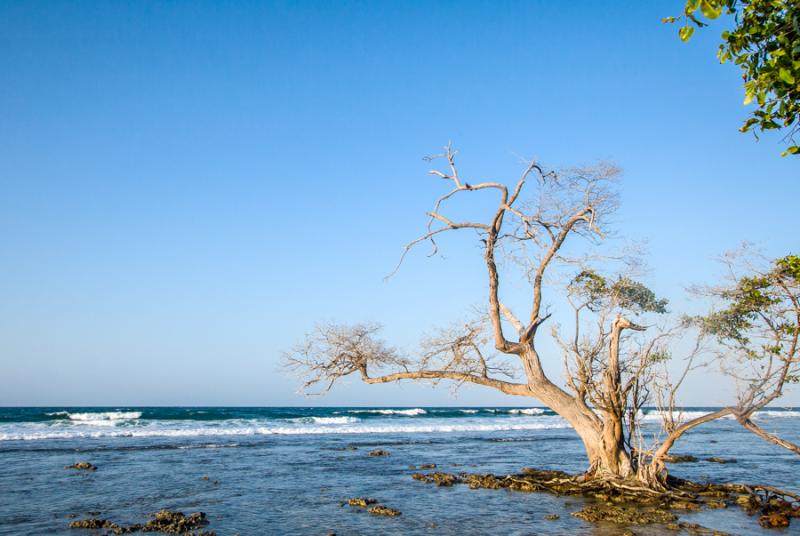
[670,500,702,511]
[348,497,379,508]
[367,449,390,457]
[419,463,436,469]
[544,514,560,520]
[571,504,677,525]
[69,510,212,535]
[665,454,698,463]
[368,506,401,517]
[412,471,461,486]
[66,462,97,471]
[69,519,120,531]
[431,472,457,486]
[760,511,791,528]
[706,457,737,464]
[141,510,210,534]
[677,522,735,535]
[412,472,458,486]
[463,473,505,490]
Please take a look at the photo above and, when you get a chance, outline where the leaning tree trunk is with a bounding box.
[519,346,634,481]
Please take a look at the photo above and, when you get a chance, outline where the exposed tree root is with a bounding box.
[411,467,800,531]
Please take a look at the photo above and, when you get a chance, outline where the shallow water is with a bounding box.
[0,407,797,535]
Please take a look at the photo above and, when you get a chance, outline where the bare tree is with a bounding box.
[284,146,799,487]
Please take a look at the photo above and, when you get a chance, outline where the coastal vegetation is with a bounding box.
[667,0,800,156]
[287,145,800,529]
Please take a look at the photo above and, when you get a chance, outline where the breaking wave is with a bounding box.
[347,408,427,416]
[0,419,571,442]
[508,408,546,416]
[638,409,800,422]
[46,411,143,426]
[289,416,360,425]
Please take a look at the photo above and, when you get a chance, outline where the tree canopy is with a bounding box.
[666,0,800,155]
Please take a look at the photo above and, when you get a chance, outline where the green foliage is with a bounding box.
[667,0,800,156]
[569,270,668,314]
[695,255,799,348]
[569,270,609,310]
[613,277,670,313]
[776,254,800,279]
[647,349,672,364]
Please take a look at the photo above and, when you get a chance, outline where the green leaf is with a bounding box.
[679,26,696,42]
[779,68,796,84]
[700,0,722,19]
[685,0,701,16]
[781,145,800,156]
[662,16,677,23]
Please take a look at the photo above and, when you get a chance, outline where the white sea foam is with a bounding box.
[459,409,479,414]
[42,411,143,426]
[52,411,143,421]
[289,416,360,425]
[638,410,720,422]
[756,410,800,418]
[508,408,545,416]
[0,418,570,441]
[59,411,142,426]
[348,408,427,416]
[638,409,800,422]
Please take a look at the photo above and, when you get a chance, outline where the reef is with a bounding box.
[346,497,401,517]
[411,467,800,531]
[69,510,213,535]
[368,506,401,517]
[347,497,379,507]
[66,462,97,471]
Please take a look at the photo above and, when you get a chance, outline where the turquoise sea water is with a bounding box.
[1,407,798,535]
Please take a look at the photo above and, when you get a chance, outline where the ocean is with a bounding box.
[1,407,798,535]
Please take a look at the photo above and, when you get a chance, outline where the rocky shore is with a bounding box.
[410,467,800,533]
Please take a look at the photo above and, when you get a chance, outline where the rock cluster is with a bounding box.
[756,497,800,528]
[66,462,97,471]
[664,454,698,463]
[571,504,676,524]
[706,457,737,464]
[367,506,401,517]
[69,510,213,535]
[346,497,401,517]
[410,467,798,531]
[347,498,378,507]
[367,449,390,457]
[411,472,457,486]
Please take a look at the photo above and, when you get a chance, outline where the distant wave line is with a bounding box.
[0,421,573,441]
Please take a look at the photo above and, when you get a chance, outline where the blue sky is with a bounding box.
[0,1,797,406]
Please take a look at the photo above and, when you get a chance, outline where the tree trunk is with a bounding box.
[519,346,634,481]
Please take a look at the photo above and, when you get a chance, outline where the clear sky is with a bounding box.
[0,1,797,406]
